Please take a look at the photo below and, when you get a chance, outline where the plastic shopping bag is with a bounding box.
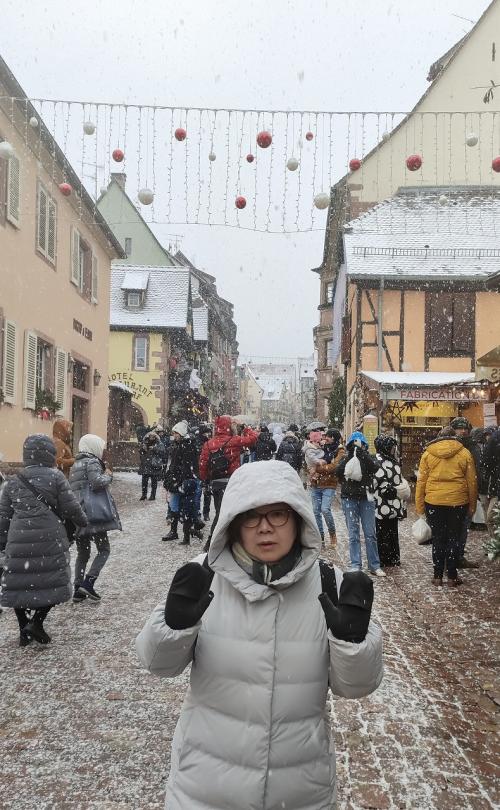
[396,478,411,503]
[344,448,363,482]
[411,516,432,545]
[471,500,486,525]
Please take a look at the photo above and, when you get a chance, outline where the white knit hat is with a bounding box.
[172,420,188,438]
[79,434,106,458]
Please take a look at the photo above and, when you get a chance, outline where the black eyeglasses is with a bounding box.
[240,508,292,528]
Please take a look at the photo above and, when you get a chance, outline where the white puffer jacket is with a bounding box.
[136,461,383,810]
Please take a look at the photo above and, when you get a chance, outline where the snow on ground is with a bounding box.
[1,472,498,809]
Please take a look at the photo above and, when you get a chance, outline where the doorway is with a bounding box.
[72,396,89,452]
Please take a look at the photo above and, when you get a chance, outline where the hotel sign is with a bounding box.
[386,387,483,402]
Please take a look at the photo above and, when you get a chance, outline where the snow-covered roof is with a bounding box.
[361,371,476,387]
[109,381,133,394]
[256,374,288,401]
[111,264,190,329]
[121,270,150,291]
[344,188,500,280]
[192,306,208,342]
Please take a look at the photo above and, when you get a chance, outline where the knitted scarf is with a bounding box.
[231,540,302,585]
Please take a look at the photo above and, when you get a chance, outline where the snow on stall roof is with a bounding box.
[344,187,500,279]
[361,371,476,387]
[111,264,190,328]
[192,306,208,342]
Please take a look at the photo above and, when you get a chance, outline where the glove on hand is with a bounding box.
[164,561,215,630]
[318,571,374,643]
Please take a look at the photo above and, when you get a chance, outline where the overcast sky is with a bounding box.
[1,0,492,359]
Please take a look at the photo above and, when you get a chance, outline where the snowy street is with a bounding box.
[1,471,498,810]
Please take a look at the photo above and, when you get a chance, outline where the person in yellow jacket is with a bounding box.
[415,427,477,588]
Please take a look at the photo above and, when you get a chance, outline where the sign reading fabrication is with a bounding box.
[386,387,483,402]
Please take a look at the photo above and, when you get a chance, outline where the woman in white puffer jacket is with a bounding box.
[136,460,383,810]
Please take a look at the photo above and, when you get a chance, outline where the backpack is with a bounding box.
[207,440,231,480]
[255,434,274,461]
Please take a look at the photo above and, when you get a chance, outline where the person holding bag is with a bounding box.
[373,435,407,568]
[0,434,87,645]
[69,434,122,602]
[136,460,383,810]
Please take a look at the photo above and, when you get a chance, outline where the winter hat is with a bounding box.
[79,434,106,459]
[172,420,188,438]
[450,416,471,431]
[23,434,57,467]
[326,428,342,441]
[347,431,368,448]
[309,431,323,444]
[374,434,398,457]
[288,423,299,434]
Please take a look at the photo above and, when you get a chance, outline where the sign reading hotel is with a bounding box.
[109,372,153,400]
[386,387,483,402]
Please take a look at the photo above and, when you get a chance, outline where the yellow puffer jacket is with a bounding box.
[415,438,477,515]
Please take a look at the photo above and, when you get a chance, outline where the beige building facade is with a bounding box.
[0,58,123,463]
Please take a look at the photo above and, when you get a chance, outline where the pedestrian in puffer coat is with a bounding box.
[0,434,87,646]
[373,435,406,568]
[69,434,121,603]
[136,460,383,810]
[254,425,277,461]
[138,431,165,501]
[52,419,75,478]
[276,430,303,471]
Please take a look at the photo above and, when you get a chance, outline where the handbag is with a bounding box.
[81,483,121,528]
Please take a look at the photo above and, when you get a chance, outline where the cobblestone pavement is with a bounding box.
[1,472,498,809]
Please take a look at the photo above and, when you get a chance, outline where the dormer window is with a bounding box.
[127,291,142,308]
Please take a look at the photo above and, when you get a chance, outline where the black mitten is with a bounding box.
[318,571,374,643]
[164,561,215,630]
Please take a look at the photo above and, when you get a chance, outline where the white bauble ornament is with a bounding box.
[83,121,96,135]
[0,141,15,160]
[438,194,448,206]
[208,151,216,162]
[138,187,154,205]
[466,133,478,147]
[29,116,39,128]
[314,192,330,210]
[287,156,299,171]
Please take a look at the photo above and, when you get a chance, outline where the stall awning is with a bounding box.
[361,371,475,387]
[360,371,485,402]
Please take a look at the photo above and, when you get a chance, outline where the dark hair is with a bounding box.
[437,426,457,439]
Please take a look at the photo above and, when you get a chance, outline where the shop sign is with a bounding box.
[363,413,378,454]
[109,371,153,401]
[386,387,482,402]
[476,365,500,383]
[483,402,497,428]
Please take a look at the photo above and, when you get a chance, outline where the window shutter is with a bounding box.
[341,315,351,366]
[37,186,47,254]
[428,293,453,354]
[0,155,7,226]
[91,253,98,303]
[6,154,20,226]
[71,227,81,285]
[2,320,17,404]
[47,198,57,262]
[452,294,474,353]
[54,347,67,414]
[23,331,38,409]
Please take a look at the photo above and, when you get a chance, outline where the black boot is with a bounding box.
[179,520,191,545]
[162,515,179,541]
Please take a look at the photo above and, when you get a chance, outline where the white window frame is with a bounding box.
[134,336,148,370]
[127,291,141,308]
[326,339,334,367]
[7,154,20,227]
[37,184,57,264]
[2,319,17,404]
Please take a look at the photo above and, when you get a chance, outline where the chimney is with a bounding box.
[111,172,126,190]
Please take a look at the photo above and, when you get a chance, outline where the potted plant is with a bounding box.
[35,388,62,419]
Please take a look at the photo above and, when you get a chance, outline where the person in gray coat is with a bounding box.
[69,434,121,603]
[0,434,87,646]
[136,460,383,810]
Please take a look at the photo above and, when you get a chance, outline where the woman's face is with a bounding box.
[238,502,297,563]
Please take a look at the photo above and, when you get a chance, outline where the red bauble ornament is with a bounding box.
[246,153,255,163]
[349,158,362,172]
[492,156,500,173]
[112,148,124,162]
[406,154,422,171]
[256,131,272,149]
[175,127,187,142]
[235,196,247,209]
[59,182,72,196]
[305,131,314,141]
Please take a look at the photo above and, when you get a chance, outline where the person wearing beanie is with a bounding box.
[373,435,407,567]
[0,434,87,645]
[69,434,121,602]
[138,430,166,501]
[162,423,202,545]
[336,432,385,577]
[136,460,383,810]
[449,417,480,568]
[308,431,345,547]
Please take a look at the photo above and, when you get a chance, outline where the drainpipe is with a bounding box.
[377,277,384,371]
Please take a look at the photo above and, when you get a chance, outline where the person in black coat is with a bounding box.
[0,434,87,645]
[276,430,303,472]
[254,425,277,461]
[162,422,201,545]
[138,431,166,501]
